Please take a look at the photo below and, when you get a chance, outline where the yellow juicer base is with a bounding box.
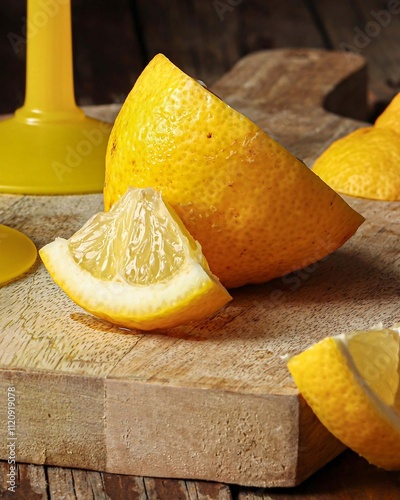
[0,113,112,194]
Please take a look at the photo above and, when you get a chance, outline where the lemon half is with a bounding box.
[312,127,400,201]
[40,187,231,331]
[105,53,364,289]
[313,92,400,201]
[287,325,400,469]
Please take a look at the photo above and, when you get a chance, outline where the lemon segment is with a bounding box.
[104,53,364,289]
[40,187,232,331]
[287,326,400,470]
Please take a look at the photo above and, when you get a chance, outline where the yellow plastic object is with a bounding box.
[0,225,37,285]
[0,0,112,194]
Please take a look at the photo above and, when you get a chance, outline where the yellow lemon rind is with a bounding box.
[287,331,400,470]
[375,92,400,134]
[312,127,400,201]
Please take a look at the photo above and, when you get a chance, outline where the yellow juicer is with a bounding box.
[0,0,112,284]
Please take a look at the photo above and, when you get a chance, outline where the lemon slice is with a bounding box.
[40,187,232,331]
[287,325,400,469]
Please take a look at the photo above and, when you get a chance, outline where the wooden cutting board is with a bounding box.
[0,49,398,488]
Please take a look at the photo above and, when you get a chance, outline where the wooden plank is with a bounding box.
[0,194,23,217]
[237,450,400,499]
[0,49,393,488]
[2,452,400,499]
[239,0,324,53]
[46,467,109,500]
[0,461,233,499]
[0,370,106,471]
[105,381,298,485]
[71,0,143,105]
[310,0,400,112]
[134,0,324,85]
[0,461,48,499]
[133,0,241,84]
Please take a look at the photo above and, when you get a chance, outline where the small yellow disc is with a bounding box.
[0,225,37,285]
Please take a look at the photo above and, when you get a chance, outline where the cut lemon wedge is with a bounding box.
[287,325,400,470]
[40,187,232,331]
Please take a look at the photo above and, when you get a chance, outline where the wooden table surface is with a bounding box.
[1,450,400,500]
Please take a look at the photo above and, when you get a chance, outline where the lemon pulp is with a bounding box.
[40,187,231,331]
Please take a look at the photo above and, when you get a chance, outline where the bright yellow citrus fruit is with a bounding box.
[40,187,231,331]
[375,92,400,134]
[104,53,364,289]
[287,325,400,470]
[313,127,400,200]
[313,92,400,201]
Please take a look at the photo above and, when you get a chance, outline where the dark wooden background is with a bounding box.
[1,0,400,118]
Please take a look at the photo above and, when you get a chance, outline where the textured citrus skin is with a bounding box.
[313,127,400,201]
[313,92,400,202]
[287,337,400,470]
[105,54,364,288]
[375,92,400,134]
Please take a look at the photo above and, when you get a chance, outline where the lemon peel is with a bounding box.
[287,324,400,470]
[313,92,400,201]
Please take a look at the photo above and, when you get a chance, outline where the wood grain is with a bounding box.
[0,49,396,488]
[310,0,400,114]
[134,0,324,86]
[236,450,400,499]
[2,451,400,499]
[0,460,234,499]
[2,0,400,117]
